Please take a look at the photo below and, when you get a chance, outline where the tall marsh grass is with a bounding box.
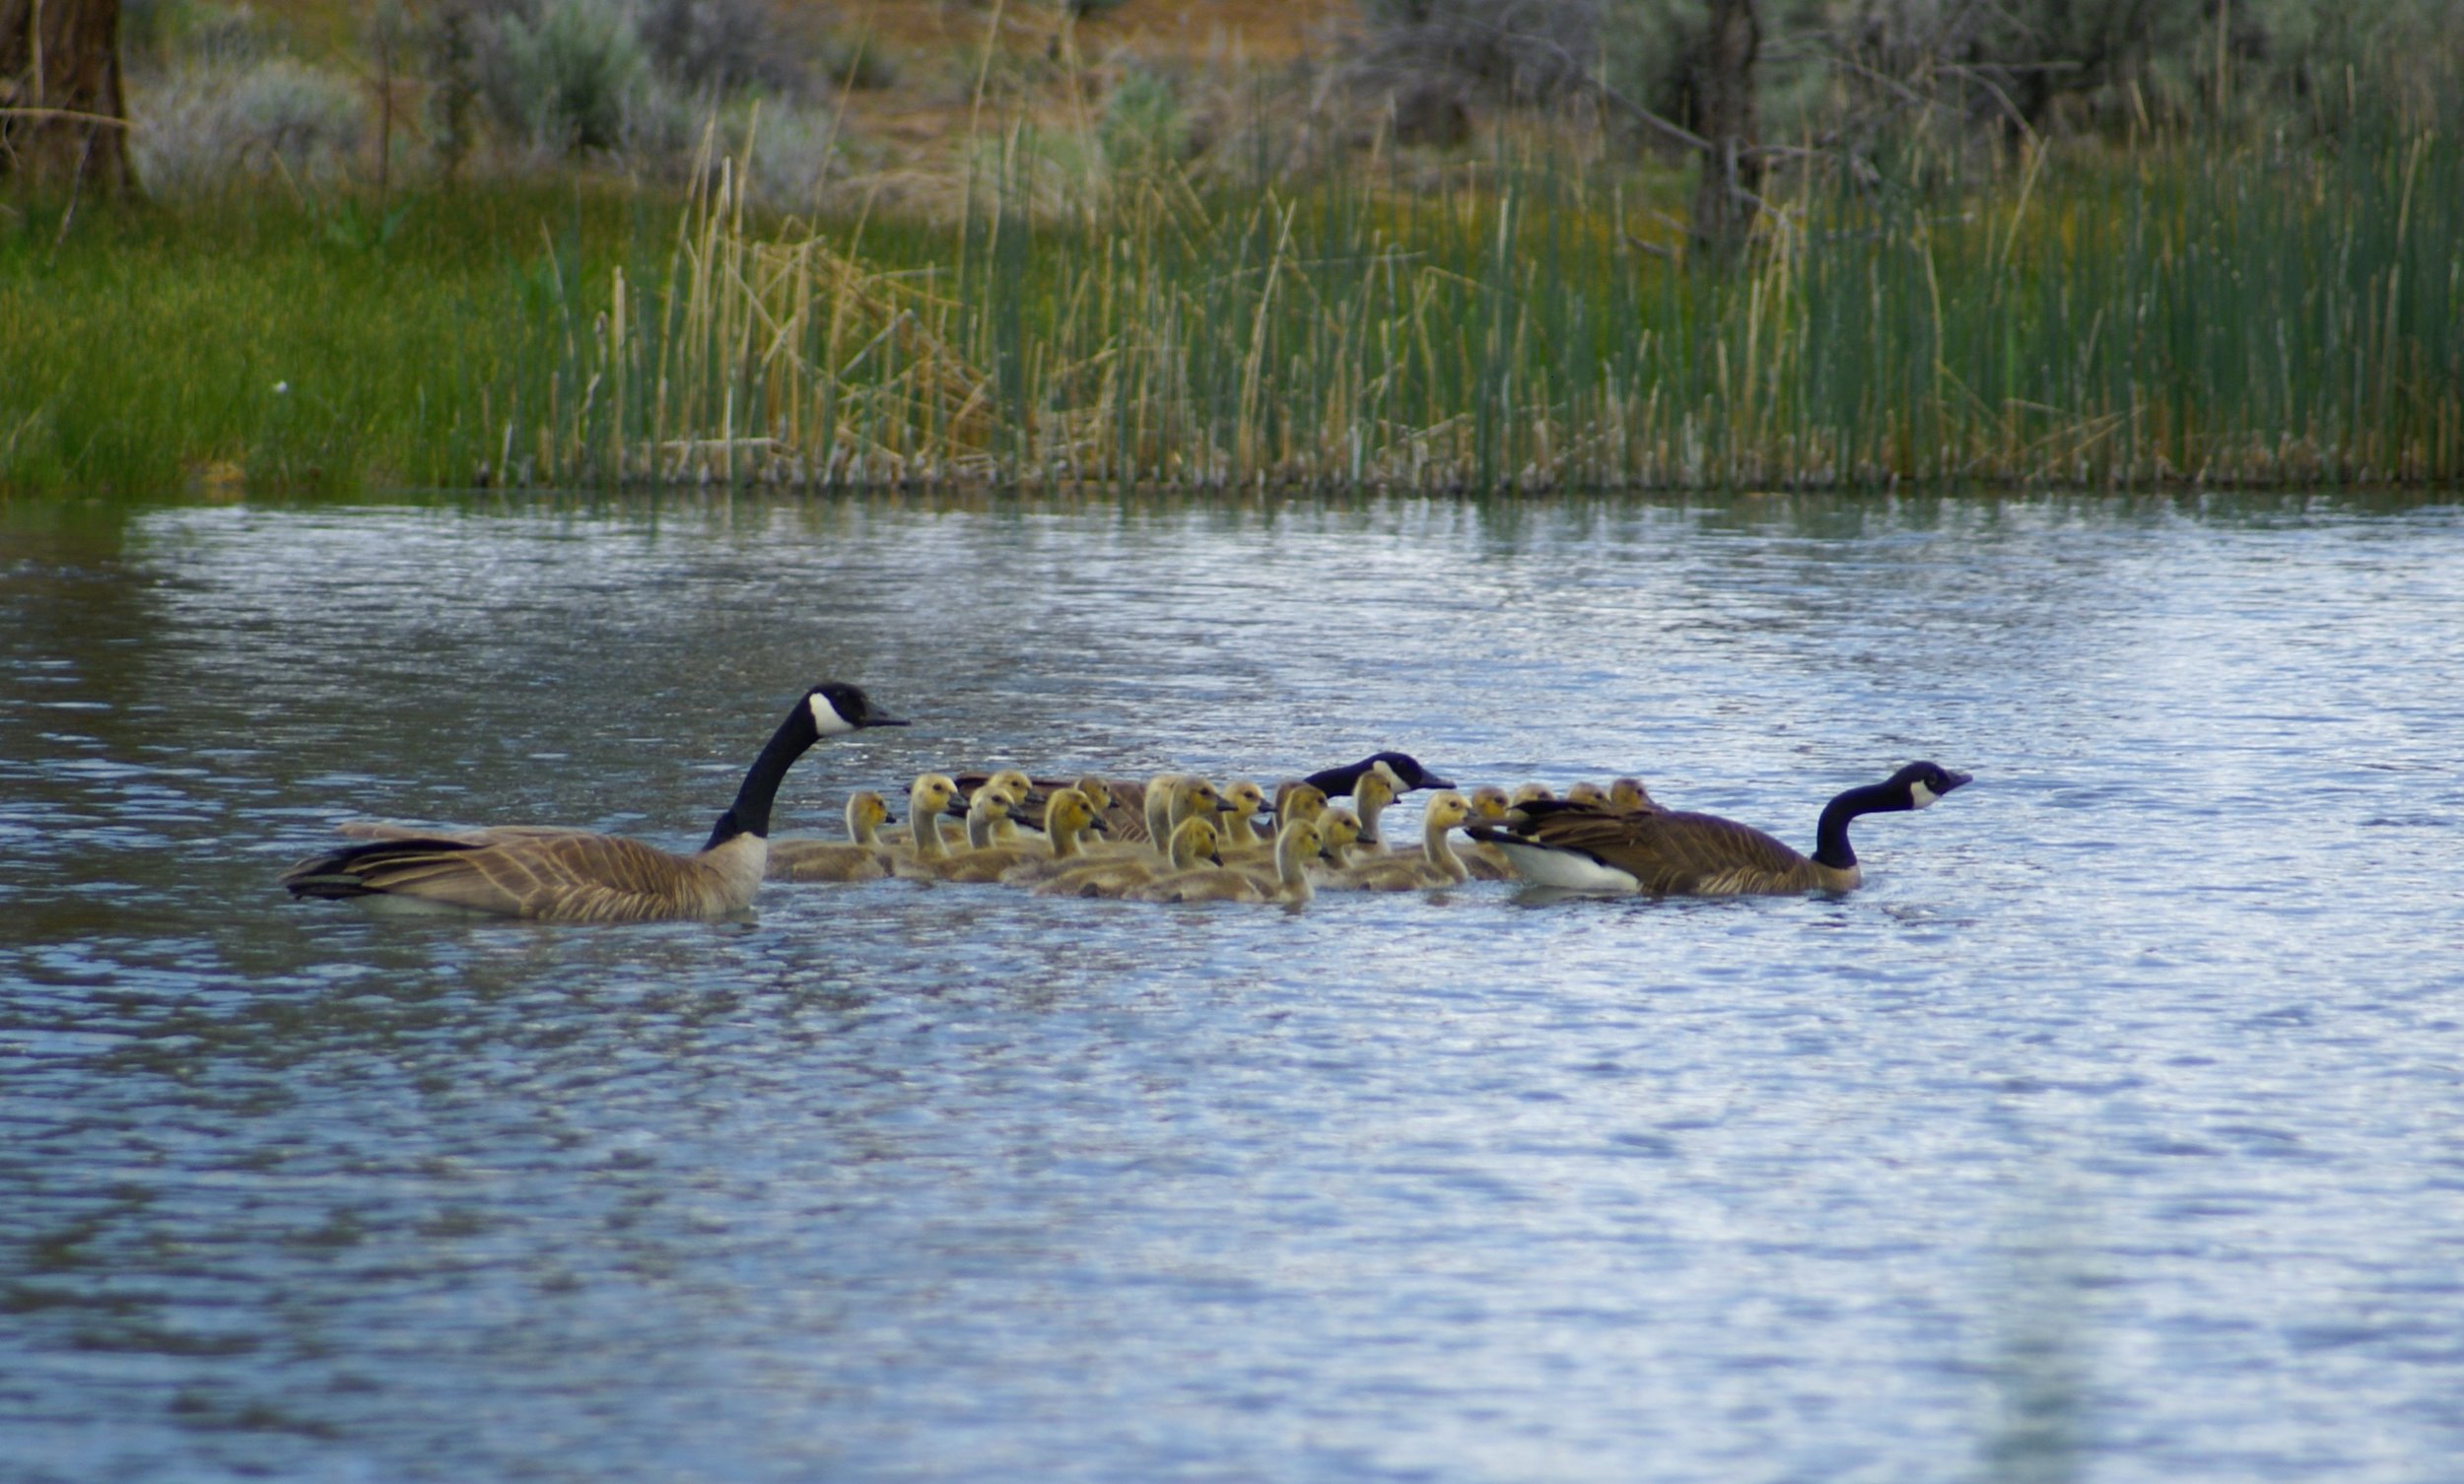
[518,124,2463,492]
[4,121,2455,497]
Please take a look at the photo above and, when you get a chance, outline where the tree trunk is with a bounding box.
[0,0,133,194]
[1688,0,1761,266]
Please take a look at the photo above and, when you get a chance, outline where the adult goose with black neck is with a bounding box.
[280,683,910,920]
[1468,762,1969,896]
[1302,751,1455,799]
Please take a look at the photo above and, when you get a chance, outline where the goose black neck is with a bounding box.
[703,703,821,850]
[1812,780,1902,870]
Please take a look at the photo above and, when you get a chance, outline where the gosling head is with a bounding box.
[1277,818,1326,860]
[846,790,893,840]
[1043,786,1098,837]
[1608,776,1657,811]
[1566,781,1608,806]
[1172,777,1225,819]
[1510,782,1556,806]
[910,774,961,814]
[1169,816,1224,868]
[1221,779,1269,821]
[1420,790,1472,832]
[1468,785,1512,822]
[1318,807,1362,859]
[1274,780,1329,824]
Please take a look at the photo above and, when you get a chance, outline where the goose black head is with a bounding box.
[808,682,910,736]
[1301,750,1456,798]
[1888,761,1971,811]
[1366,751,1453,790]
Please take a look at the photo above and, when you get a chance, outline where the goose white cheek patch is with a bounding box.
[810,696,858,735]
[1909,780,1939,809]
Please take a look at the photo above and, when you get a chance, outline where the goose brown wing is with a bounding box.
[1094,779,1150,843]
[1521,807,1812,896]
[336,821,587,845]
[287,833,716,919]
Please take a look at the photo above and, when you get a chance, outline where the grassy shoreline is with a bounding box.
[6,125,2459,500]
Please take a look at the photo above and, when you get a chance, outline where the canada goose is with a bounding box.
[1302,751,1456,799]
[768,791,897,883]
[1330,790,1474,891]
[1468,762,1971,896]
[280,682,910,920]
[1133,819,1324,905]
[1034,817,1222,898]
[885,774,965,871]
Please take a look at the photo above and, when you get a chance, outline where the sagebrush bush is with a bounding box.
[132,53,366,196]
[489,0,654,155]
[640,0,816,97]
[1100,69,1194,173]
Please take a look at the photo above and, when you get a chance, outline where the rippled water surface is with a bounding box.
[4,492,2462,1484]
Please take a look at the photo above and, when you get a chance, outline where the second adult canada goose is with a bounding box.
[768,791,897,882]
[1302,751,1456,798]
[1468,762,1971,896]
[279,682,910,920]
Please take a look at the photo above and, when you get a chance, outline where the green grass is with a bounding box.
[6,119,2460,498]
[0,186,653,497]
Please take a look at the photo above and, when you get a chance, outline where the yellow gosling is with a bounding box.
[1350,767,1401,850]
[1035,817,1221,898]
[1215,780,1273,857]
[1609,776,1662,812]
[883,775,963,872]
[1460,785,1518,880]
[991,788,1112,885]
[1134,819,1323,905]
[768,791,896,883]
[1333,791,1475,891]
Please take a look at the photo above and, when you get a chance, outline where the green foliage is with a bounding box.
[1100,70,1194,173]
[493,0,654,155]
[0,188,630,496]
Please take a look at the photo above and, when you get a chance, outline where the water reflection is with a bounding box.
[3,490,2462,1483]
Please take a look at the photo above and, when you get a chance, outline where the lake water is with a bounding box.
[3,491,2460,1484]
